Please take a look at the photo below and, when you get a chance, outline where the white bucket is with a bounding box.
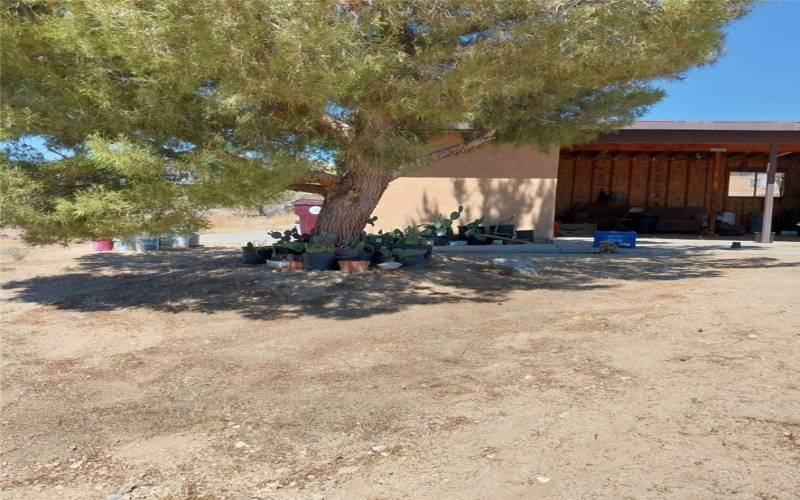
[170,234,191,249]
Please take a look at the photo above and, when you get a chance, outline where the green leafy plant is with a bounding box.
[304,243,335,254]
[336,239,369,259]
[401,226,425,245]
[271,227,305,254]
[420,206,463,237]
[392,248,427,259]
[302,232,336,254]
[274,240,305,254]
[269,227,302,244]
[463,218,487,242]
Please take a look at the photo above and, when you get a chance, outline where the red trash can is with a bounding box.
[293,198,323,235]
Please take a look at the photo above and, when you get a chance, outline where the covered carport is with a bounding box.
[559,121,800,242]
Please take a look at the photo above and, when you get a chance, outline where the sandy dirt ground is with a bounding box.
[1,241,799,499]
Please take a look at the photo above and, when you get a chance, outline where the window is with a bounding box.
[727,171,785,198]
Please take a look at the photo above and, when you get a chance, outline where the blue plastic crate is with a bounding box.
[593,231,637,248]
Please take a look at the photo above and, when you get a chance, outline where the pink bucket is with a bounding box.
[91,239,114,251]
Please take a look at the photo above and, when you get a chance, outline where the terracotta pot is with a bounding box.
[287,260,304,271]
[338,260,370,272]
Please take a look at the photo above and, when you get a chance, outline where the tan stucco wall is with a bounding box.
[372,137,559,240]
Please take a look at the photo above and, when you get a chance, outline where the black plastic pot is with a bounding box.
[489,224,515,237]
[459,226,489,245]
[395,243,432,261]
[433,236,451,246]
[515,230,534,242]
[371,251,390,265]
[258,247,273,261]
[398,254,427,267]
[337,251,374,262]
[242,246,267,265]
[302,252,337,271]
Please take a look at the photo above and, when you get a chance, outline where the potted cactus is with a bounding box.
[242,241,272,265]
[393,247,428,267]
[302,234,337,271]
[336,239,372,272]
[270,228,304,255]
[458,218,489,245]
[420,206,463,246]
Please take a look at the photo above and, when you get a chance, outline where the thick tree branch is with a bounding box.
[427,128,497,162]
[288,170,341,195]
[317,115,353,141]
[288,183,329,195]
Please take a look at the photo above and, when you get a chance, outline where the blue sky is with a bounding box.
[643,0,800,121]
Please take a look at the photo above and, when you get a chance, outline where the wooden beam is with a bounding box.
[564,143,800,154]
[645,155,653,207]
[709,151,723,235]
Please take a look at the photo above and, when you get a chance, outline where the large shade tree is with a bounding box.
[2,0,751,245]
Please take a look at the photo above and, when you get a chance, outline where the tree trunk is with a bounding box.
[312,164,393,246]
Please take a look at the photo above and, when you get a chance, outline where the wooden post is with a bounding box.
[708,149,725,235]
[760,143,779,243]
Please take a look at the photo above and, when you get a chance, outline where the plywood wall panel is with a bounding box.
[686,158,709,207]
[591,156,612,201]
[555,157,576,216]
[610,155,632,195]
[666,156,688,207]
[572,157,594,205]
[629,155,650,207]
[647,156,669,207]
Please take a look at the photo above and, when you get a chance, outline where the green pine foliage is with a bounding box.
[1,0,752,243]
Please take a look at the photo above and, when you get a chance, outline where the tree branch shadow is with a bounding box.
[2,247,798,321]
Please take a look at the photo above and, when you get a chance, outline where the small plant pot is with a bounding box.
[398,254,427,267]
[287,260,305,271]
[459,226,489,245]
[257,246,273,261]
[241,246,267,265]
[515,230,534,242]
[188,233,200,247]
[489,224,515,237]
[91,239,114,252]
[134,236,160,252]
[303,252,337,271]
[371,250,392,264]
[433,236,451,246]
[338,260,370,272]
[394,244,433,261]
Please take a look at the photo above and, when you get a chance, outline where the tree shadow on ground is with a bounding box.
[2,247,798,321]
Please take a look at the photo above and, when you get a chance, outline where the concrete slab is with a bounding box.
[198,229,800,257]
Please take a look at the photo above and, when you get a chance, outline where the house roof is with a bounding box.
[582,120,800,152]
[624,120,800,132]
